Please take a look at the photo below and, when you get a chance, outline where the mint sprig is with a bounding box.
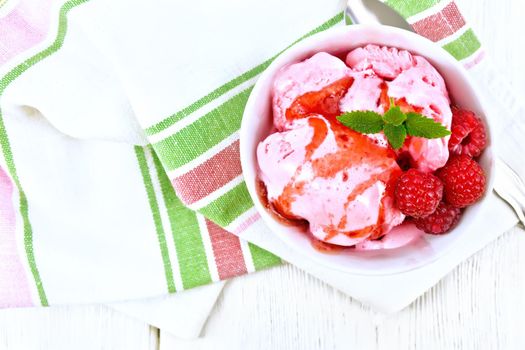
[405,112,450,138]
[382,106,406,126]
[336,111,383,134]
[336,102,450,150]
[383,123,407,150]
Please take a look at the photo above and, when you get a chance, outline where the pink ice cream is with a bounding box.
[257,116,405,246]
[343,45,452,172]
[258,44,451,249]
[272,52,351,130]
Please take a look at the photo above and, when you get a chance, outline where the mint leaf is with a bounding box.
[383,123,407,150]
[336,108,450,148]
[337,111,384,134]
[405,112,451,138]
[382,106,406,126]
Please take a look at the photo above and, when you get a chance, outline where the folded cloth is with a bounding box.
[0,0,276,336]
[108,281,225,339]
[0,0,522,325]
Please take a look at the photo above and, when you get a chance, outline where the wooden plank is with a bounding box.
[0,305,158,350]
[160,229,525,350]
[1,0,524,349]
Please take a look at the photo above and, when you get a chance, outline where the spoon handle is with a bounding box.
[345,0,377,25]
[494,158,525,227]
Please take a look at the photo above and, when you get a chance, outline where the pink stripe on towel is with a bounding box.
[0,167,33,307]
[0,0,53,66]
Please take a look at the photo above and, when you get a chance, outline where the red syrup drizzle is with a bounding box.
[285,76,354,121]
[262,76,404,252]
[378,82,424,114]
[256,179,308,230]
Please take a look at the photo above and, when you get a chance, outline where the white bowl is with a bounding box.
[240,25,494,275]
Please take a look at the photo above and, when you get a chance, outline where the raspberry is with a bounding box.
[414,202,461,234]
[394,169,443,217]
[448,108,487,158]
[437,154,486,208]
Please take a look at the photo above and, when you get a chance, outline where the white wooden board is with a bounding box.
[1,0,524,349]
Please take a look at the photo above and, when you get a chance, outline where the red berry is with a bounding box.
[414,202,461,234]
[395,169,443,218]
[437,154,486,208]
[448,107,487,158]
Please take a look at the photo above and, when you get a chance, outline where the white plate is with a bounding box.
[240,25,495,275]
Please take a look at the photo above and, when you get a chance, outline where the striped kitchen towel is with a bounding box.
[0,0,280,308]
[1,0,506,312]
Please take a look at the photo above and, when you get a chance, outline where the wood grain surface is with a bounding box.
[1,0,524,349]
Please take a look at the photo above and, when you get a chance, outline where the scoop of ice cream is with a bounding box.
[346,44,416,80]
[388,56,452,172]
[355,222,423,250]
[272,52,351,130]
[343,45,452,172]
[257,115,405,246]
[260,45,452,249]
[340,70,384,113]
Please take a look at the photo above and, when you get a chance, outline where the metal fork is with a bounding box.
[494,158,525,227]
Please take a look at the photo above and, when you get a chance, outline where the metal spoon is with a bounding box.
[345,0,413,30]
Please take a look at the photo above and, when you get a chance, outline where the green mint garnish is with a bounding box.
[336,110,384,134]
[336,101,451,150]
[383,123,407,150]
[405,112,451,139]
[382,106,406,126]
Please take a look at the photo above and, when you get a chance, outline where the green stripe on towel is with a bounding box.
[199,182,254,227]
[248,243,282,271]
[154,88,250,171]
[442,29,481,61]
[135,146,177,293]
[152,153,213,289]
[385,0,441,19]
